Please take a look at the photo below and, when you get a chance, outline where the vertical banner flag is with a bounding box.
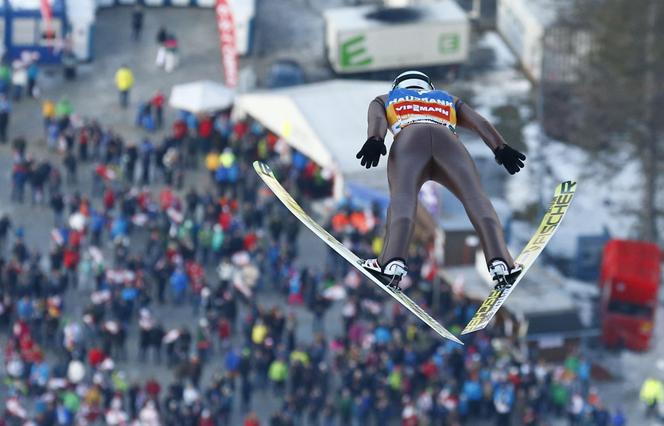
[40,0,53,34]
[215,0,238,88]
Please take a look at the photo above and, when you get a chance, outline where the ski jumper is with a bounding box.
[368,88,514,267]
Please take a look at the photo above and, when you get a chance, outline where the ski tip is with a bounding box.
[253,161,274,176]
[557,180,577,195]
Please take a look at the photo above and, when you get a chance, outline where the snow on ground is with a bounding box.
[467,32,531,122]
[464,65,531,123]
[508,121,642,257]
[561,277,600,326]
[477,31,517,69]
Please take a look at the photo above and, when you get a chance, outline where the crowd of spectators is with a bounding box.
[0,93,629,426]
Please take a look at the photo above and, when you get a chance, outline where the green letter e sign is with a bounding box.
[340,34,373,69]
[439,33,460,54]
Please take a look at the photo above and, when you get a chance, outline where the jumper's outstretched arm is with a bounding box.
[367,95,389,141]
[455,99,506,152]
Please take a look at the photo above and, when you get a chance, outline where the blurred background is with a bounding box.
[0,0,662,424]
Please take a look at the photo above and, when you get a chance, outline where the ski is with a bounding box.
[253,161,463,345]
[461,180,577,335]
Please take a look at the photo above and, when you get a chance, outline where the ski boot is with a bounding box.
[361,258,408,292]
[488,258,522,291]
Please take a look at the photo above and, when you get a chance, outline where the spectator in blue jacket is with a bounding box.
[169,266,188,305]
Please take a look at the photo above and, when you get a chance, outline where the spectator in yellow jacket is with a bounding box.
[640,377,664,418]
[41,99,55,131]
[114,65,134,109]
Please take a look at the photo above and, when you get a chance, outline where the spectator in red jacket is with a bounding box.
[198,114,214,154]
[151,90,165,129]
[172,119,187,141]
[233,121,248,140]
[243,231,257,252]
[244,412,260,426]
[103,187,116,212]
[63,243,80,288]
[144,378,161,401]
[88,347,106,367]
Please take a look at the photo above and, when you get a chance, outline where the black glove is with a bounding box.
[494,144,526,175]
[356,137,387,169]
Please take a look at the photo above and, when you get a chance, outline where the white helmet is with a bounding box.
[392,70,434,91]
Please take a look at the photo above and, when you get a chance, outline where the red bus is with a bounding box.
[599,240,660,351]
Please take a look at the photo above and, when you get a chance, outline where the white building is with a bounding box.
[496,0,568,82]
[324,0,470,74]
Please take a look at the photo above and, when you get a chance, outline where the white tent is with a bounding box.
[234,80,394,198]
[169,80,235,114]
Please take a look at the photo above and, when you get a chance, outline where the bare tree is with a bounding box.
[571,0,664,242]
